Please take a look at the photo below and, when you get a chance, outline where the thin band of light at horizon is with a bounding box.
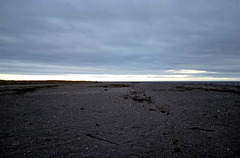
[1,74,239,82]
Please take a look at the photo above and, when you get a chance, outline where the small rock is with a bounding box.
[174,146,181,152]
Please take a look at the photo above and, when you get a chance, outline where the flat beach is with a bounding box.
[0,81,240,157]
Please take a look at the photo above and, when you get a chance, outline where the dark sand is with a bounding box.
[0,81,240,157]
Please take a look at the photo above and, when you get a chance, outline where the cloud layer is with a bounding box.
[1,0,239,80]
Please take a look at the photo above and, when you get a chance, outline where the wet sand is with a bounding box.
[0,82,240,157]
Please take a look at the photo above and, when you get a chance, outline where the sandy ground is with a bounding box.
[0,82,240,157]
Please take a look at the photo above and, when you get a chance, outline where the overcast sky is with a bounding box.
[0,0,239,81]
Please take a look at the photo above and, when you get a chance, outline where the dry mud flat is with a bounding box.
[0,82,240,157]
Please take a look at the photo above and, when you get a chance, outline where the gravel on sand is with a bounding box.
[0,82,240,157]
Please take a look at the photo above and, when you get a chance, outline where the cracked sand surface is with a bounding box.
[0,82,240,157]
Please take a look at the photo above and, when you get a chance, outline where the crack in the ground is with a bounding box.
[86,134,119,146]
[189,127,215,132]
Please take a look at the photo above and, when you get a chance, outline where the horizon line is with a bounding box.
[1,74,240,82]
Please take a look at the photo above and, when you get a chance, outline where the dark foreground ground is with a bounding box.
[0,81,240,157]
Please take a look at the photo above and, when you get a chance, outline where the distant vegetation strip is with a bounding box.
[0,80,98,85]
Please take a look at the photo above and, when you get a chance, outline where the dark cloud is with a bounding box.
[0,0,239,80]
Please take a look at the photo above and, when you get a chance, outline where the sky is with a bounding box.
[0,0,239,81]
